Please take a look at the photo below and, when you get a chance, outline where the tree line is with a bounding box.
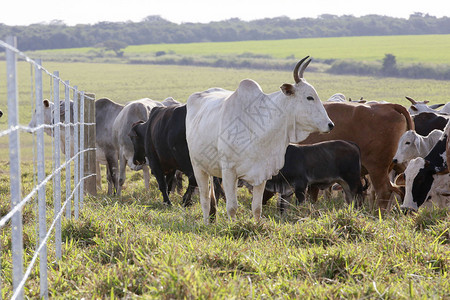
[1,13,450,51]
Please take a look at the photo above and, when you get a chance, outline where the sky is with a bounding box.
[2,0,449,26]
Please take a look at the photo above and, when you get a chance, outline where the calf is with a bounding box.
[401,128,448,211]
[263,140,364,212]
[393,129,443,165]
[129,104,198,207]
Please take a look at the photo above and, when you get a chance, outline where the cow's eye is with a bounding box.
[307,96,314,101]
[405,142,410,145]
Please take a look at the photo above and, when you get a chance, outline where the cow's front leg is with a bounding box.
[222,169,238,221]
[252,181,266,222]
[117,153,127,196]
[142,165,150,190]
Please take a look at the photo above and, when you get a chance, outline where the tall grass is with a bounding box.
[1,165,448,298]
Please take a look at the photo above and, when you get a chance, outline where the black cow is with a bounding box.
[0,110,3,118]
[413,112,449,136]
[263,140,364,212]
[129,104,198,207]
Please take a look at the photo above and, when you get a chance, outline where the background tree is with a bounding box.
[382,53,399,76]
[101,40,128,57]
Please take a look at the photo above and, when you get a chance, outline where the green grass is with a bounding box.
[0,163,449,298]
[0,61,449,298]
[44,34,450,65]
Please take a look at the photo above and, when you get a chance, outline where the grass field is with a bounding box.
[41,34,450,65]
[0,59,449,298]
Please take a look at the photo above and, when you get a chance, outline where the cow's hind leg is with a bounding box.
[193,168,212,224]
[182,175,197,207]
[222,169,238,221]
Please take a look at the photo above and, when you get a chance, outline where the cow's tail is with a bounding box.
[392,104,415,131]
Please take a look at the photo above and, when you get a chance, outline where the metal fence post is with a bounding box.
[64,81,71,218]
[84,93,97,196]
[53,71,62,260]
[79,92,85,208]
[73,87,79,219]
[6,35,24,300]
[35,59,48,299]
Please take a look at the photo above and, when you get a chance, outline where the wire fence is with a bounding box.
[0,36,97,299]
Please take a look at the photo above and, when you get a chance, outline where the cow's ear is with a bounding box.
[394,173,405,186]
[43,99,50,107]
[410,105,418,112]
[280,84,295,96]
[128,127,137,138]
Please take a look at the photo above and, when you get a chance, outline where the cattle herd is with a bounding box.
[24,57,449,223]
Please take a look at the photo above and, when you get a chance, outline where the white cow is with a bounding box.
[112,97,180,196]
[28,99,75,156]
[186,57,334,224]
[28,99,56,137]
[393,129,443,165]
[326,93,346,102]
[405,96,446,116]
[439,103,450,114]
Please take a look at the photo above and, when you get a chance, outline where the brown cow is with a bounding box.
[301,102,414,211]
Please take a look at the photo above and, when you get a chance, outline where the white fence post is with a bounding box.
[0,36,95,299]
[53,71,62,260]
[64,81,71,218]
[79,91,85,209]
[6,35,24,300]
[35,59,49,299]
[73,87,79,219]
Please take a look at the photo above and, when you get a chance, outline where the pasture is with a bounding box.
[41,34,450,65]
[0,61,449,298]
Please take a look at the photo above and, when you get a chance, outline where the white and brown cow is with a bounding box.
[186,57,334,224]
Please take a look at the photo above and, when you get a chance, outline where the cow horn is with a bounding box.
[293,56,311,83]
[405,96,417,104]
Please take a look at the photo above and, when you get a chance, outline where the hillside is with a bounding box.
[1,13,450,51]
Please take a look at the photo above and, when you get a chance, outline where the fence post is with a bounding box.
[35,59,48,299]
[64,81,71,218]
[73,87,79,219]
[84,93,97,196]
[53,71,62,260]
[6,35,24,300]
